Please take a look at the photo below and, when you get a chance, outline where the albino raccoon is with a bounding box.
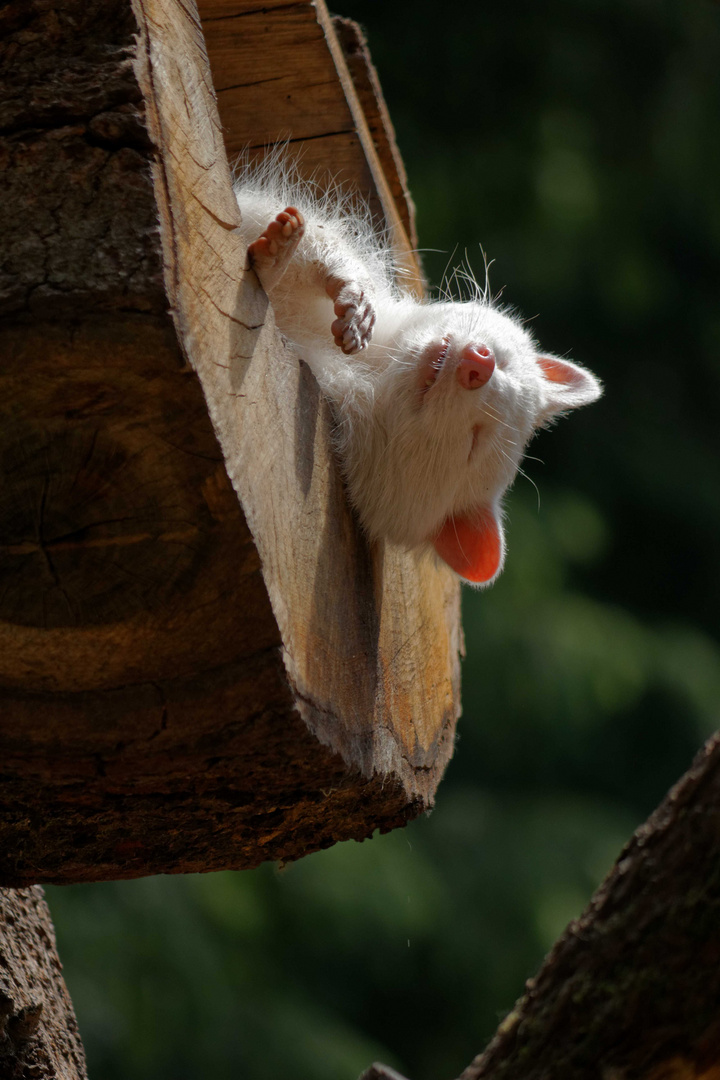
[235,154,602,585]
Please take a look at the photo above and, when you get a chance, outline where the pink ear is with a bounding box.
[432,507,505,584]
[537,355,602,418]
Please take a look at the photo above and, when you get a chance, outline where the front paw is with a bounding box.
[326,276,376,354]
[247,207,305,290]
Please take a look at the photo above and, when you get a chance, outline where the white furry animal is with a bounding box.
[235,155,602,585]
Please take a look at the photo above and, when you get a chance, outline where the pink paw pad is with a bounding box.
[247,207,305,285]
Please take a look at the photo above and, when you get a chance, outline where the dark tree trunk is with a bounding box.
[0,887,87,1080]
[363,733,720,1080]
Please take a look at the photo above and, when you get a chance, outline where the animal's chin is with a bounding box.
[418,337,450,396]
[468,423,484,461]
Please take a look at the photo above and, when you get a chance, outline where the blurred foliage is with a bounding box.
[46,2,720,1078]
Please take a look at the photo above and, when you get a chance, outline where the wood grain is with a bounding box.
[200,0,424,290]
[0,0,461,885]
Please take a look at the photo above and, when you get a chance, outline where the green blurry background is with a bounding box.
[46,2,720,1077]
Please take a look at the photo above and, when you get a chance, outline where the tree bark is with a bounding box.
[460,731,720,1080]
[0,887,87,1079]
[362,733,720,1080]
[0,0,462,885]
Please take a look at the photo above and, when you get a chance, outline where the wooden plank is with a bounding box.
[199,0,423,288]
[331,15,418,251]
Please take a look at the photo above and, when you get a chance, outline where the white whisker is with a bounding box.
[234,142,602,584]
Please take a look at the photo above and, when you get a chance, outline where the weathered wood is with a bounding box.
[331,15,419,254]
[0,886,87,1079]
[0,0,462,885]
[200,0,423,290]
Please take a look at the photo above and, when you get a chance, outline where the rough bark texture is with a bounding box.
[363,733,720,1080]
[0,0,462,886]
[0,0,164,319]
[459,732,720,1080]
[0,886,87,1079]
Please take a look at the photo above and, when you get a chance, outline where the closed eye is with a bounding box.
[419,337,450,395]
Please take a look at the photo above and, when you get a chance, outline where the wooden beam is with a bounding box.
[330,15,418,253]
[0,0,461,885]
[200,0,423,289]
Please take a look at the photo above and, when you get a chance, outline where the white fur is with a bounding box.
[234,151,602,583]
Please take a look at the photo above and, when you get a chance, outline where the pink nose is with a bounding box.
[457,344,496,390]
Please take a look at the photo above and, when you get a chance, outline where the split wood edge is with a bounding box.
[132,0,462,804]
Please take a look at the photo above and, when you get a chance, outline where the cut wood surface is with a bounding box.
[200,0,423,290]
[0,886,88,1079]
[0,0,462,885]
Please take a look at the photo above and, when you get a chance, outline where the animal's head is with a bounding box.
[381,300,602,584]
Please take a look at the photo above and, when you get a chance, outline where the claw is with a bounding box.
[326,278,376,354]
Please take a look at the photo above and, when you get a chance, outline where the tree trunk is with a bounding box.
[363,732,720,1080]
[0,887,87,1079]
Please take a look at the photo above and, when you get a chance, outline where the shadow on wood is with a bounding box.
[0,0,461,885]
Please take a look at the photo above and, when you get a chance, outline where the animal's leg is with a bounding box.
[326,274,376,355]
[247,207,305,292]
